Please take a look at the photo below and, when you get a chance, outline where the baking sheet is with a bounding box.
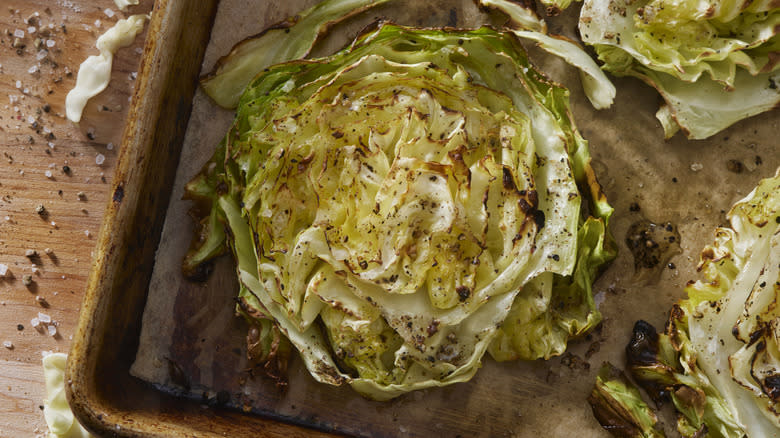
[129,0,780,436]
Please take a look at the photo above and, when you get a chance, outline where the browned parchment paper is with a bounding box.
[129,1,780,436]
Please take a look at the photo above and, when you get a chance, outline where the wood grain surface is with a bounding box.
[0,1,153,436]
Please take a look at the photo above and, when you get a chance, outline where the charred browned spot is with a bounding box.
[113,184,124,203]
[533,209,545,229]
[427,320,440,336]
[502,166,516,190]
[762,374,780,401]
[518,198,533,214]
[527,189,538,207]
[456,286,471,302]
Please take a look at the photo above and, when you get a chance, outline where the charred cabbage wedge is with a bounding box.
[579,0,780,139]
[590,169,780,437]
[184,23,615,400]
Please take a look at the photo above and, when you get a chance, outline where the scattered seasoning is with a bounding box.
[726,159,744,174]
[36,296,48,307]
[25,249,38,258]
[38,312,51,324]
[35,204,46,215]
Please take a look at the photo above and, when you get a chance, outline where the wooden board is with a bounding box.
[0,0,153,436]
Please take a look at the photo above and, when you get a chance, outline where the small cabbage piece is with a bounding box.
[200,0,390,108]
[579,0,780,139]
[588,362,665,438]
[43,353,93,438]
[185,23,614,400]
[591,169,780,437]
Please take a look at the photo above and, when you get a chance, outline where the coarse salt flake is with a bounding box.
[31,317,41,328]
[45,170,52,178]
[14,29,24,38]
[3,341,12,349]
[15,80,21,89]
[106,142,114,150]
[104,8,115,17]
[28,65,39,74]
[48,325,57,337]
[28,26,36,34]
[36,50,47,60]
[95,154,105,165]
[46,39,55,48]
[38,312,51,324]
[0,264,8,276]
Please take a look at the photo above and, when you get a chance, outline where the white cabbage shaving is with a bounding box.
[65,14,148,123]
[113,0,139,11]
[43,353,93,438]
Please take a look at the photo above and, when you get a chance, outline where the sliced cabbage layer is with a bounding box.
[580,0,780,139]
[185,23,614,400]
[591,170,780,437]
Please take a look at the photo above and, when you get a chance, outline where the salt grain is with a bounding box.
[31,317,41,328]
[15,80,21,89]
[13,29,24,38]
[48,325,57,337]
[36,49,47,60]
[84,230,91,237]
[104,8,115,17]
[106,142,114,150]
[27,115,36,124]
[28,65,39,74]
[691,163,704,172]
[95,154,105,165]
[46,39,55,48]
[47,142,55,149]
[94,19,101,27]
[0,264,7,276]
[45,170,52,178]
[38,312,51,324]
[28,26,36,34]
[3,341,13,349]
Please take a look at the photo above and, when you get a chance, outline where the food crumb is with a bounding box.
[22,274,33,286]
[690,162,703,172]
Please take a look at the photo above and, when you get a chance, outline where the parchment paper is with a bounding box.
[130,1,780,436]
